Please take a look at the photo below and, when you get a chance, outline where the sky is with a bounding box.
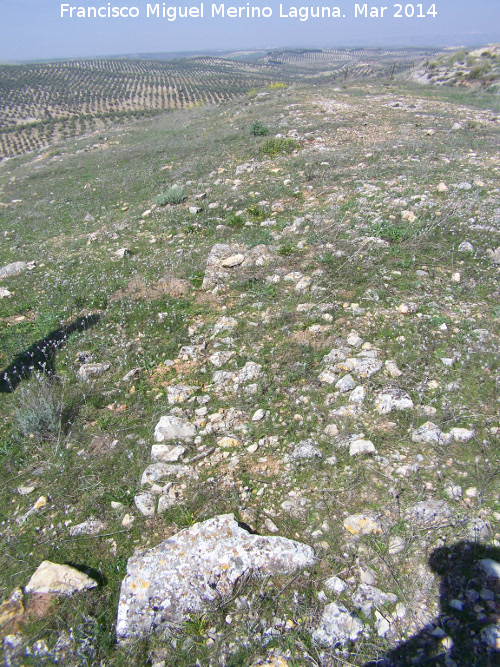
[0,0,499,62]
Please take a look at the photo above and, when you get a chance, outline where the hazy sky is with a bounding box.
[1,0,499,61]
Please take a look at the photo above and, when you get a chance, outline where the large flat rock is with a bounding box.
[116,514,315,640]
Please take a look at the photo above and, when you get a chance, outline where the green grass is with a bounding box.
[0,72,499,666]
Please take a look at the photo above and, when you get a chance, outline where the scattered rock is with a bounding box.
[25,562,98,595]
[450,427,474,442]
[374,388,413,414]
[324,576,347,595]
[154,416,196,441]
[411,422,451,445]
[287,440,323,460]
[167,385,196,404]
[151,444,185,462]
[77,362,110,381]
[116,514,315,639]
[312,602,364,646]
[343,514,381,535]
[336,374,356,393]
[69,519,105,537]
[0,589,24,631]
[397,302,418,315]
[404,500,451,526]
[0,261,29,279]
[349,439,376,456]
[134,492,156,516]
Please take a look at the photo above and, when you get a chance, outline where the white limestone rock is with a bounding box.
[25,562,98,595]
[154,416,196,441]
[374,388,413,414]
[312,602,364,646]
[116,514,315,640]
[411,422,452,445]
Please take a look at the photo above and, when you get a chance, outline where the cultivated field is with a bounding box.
[0,48,441,159]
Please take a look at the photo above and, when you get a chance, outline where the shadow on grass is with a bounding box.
[365,541,500,667]
[0,313,100,393]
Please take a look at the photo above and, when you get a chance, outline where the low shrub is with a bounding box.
[250,120,269,136]
[260,137,298,157]
[153,185,186,205]
[14,374,62,441]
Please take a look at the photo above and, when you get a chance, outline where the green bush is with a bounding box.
[260,137,298,157]
[250,120,269,136]
[15,374,62,441]
[153,185,186,205]
[225,211,244,229]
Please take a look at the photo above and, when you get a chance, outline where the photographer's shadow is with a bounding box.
[365,541,500,666]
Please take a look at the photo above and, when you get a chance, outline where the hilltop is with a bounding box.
[0,64,500,666]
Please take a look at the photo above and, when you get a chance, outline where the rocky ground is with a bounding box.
[0,70,500,666]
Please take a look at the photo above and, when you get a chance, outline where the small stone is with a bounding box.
[167,385,195,404]
[114,248,130,258]
[69,519,105,537]
[218,437,240,448]
[121,514,135,528]
[151,445,186,463]
[189,206,201,214]
[212,316,238,335]
[0,261,28,278]
[480,559,500,579]
[0,288,12,298]
[0,589,24,629]
[288,440,323,460]
[349,386,365,403]
[264,518,279,533]
[457,182,472,190]
[402,210,417,223]
[294,276,311,293]
[312,602,364,646]
[451,272,461,282]
[77,362,110,381]
[247,443,259,453]
[385,360,402,377]
[347,333,363,347]
[25,562,98,595]
[458,241,474,253]
[445,485,462,500]
[17,486,35,495]
[134,493,156,516]
[209,351,235,367]
[349,439,376,456]
[324,576,347,595]
[411,422,451,445]
[324,424,339,437]
[465,487,478,498]
[154,416,196,441]
[405,500,451,526]
[252,409,266,422]
[450,427,474,443]
[397,302,418,314]
[336,374,356,393]
[388,536,406,555]
[374,388,413,414]
[449,599,464,611]
[343,514,381,535]
[221,254,245,268]
[319,369,338,384]
[437,182,449,192]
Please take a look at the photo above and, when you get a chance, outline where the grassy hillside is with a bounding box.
[0,75,499,665]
